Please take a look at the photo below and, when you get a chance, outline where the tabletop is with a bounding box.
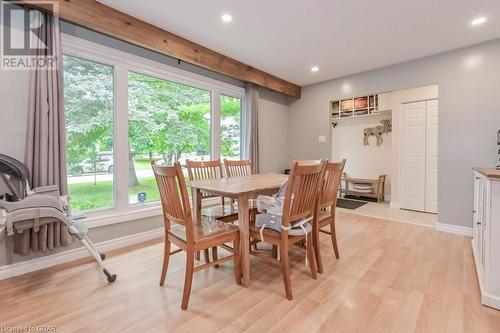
[186,173,287,197]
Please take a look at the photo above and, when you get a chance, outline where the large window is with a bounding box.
[128,72,211,204]
[64,55,114,212]
[220,95,242,160]
[62,35,244,216]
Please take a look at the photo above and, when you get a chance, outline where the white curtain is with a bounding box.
[242,83,259,173]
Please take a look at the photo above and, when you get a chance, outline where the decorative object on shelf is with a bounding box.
[354,97,368,108]
[341,99,353,111]
[496,130,500,169]
[363,119,392,146]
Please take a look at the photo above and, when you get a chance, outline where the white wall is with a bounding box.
[288,39,500,228]
[332,114,392,200]
[258,88,290,173]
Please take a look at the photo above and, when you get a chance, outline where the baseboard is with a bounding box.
[389,202,400,210]
[0,228,164,280]
[436,223,473,237]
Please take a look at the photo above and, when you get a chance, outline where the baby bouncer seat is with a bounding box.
[0,153,116,282]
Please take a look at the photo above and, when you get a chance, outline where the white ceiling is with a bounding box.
[98,0,500,86]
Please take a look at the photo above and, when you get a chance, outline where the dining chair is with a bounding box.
[186,159,239,261]
[223,158,260,249]
[152,161,241,310]
[223,158,253,177]
[186,159,238,220]
[249,160,326,300]
[313,159,346,274]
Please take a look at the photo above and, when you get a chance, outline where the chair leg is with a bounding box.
[159,239,171,286]
[212,246,218,268]
[330,221,340,259]
[307,233,317,279]
[251,237,259,251]
[313,226,323,274]
[181,251,195,310]
[233,234,242,285]
[271,245,278,259]
[203,249,210,264]
[280,244,293,300]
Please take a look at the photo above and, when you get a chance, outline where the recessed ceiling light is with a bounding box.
[222,14,232,23]
[471,17,487,26]
[311,66,319,72]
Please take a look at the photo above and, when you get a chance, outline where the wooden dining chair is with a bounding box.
[223,158,261,249]
[223,158,253,177]
[249,160,326,300]
[186,159,240,261]
[152,161,241,310]
[223,158,256,209]
[186,159,238,221]
[312,159,346,274]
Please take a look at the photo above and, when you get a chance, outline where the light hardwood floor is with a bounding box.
[1,212,499,332]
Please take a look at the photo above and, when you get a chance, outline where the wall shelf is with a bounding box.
[330,93,391,126]
[333,109,391,121]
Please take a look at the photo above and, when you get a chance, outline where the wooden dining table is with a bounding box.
[187,173,287,287]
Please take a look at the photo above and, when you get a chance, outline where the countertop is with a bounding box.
[473,167,500,179]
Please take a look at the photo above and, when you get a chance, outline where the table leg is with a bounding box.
[192,188,202,225]
[192,188,202,261]
[237,195,250,287]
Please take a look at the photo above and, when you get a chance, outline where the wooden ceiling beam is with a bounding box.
[18,0,301,98]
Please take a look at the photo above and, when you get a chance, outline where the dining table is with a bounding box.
[187,173,288,287]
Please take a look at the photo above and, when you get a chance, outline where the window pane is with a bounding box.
[220,95,242,160]
[128,72,211,205]
[64,55,114,212]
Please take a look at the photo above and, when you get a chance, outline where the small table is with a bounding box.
[187,173,287,287]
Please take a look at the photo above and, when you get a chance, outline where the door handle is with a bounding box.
[477,222,482,225]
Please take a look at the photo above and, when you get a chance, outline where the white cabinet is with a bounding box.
[472,169,500,310]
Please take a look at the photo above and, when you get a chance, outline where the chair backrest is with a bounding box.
[224,159,252,177]
[186,159,223,180]
[319,159,346,210]
[281,160,326,229]
[295,159,323,166]
[152,162,193,241]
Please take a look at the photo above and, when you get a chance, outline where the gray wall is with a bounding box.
[288,39,500,228]
[258,88,291,174]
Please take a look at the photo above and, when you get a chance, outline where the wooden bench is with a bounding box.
[340,174,386,202]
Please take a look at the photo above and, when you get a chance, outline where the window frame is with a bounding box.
[62,34,245,227]
[220,93,244,160]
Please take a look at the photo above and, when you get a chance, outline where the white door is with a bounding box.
[401,101,427,211]
[425,99,438,213]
